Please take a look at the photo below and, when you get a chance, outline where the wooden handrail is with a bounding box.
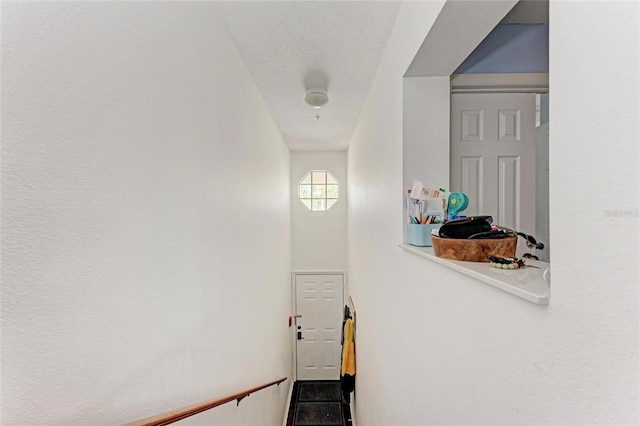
[124,377,287,426]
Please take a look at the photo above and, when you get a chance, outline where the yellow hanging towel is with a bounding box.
[341,318,356,376]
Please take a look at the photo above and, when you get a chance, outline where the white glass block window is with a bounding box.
[299,170,339,211]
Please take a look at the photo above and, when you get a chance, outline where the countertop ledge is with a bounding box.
[398,243,550,305]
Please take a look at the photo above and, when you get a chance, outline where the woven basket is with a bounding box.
[431,235,517,262]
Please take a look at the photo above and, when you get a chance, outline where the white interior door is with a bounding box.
[295,274,343,381]
[451,93,536,236]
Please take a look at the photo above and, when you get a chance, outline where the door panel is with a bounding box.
[498,156,521,229]
[461,156,484,215]
[462,110,484,141]
[498,109,521,141]
[451,93,536,236]
[295,274,343,381]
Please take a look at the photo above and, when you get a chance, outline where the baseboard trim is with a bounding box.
[350,399,356,426]
[281,380,294,426]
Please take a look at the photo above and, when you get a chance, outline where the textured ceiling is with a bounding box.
[217,1,401,152]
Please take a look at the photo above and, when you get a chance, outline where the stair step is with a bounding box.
[286,381,351,426]
[294,402,342,425]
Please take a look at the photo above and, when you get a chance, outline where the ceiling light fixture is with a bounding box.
[304,88,329,109]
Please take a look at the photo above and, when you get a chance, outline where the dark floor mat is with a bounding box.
[294,402,342,426]
[299,382,341,402]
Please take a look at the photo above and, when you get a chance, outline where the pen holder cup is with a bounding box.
[406,223,442,247]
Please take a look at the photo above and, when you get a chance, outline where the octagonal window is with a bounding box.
[299,170,339,211]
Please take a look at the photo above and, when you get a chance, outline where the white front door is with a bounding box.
[451,93,536,236]
[295,274,344,381]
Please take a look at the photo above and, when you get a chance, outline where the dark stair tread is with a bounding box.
[287,380,350,426]
[294,402,342,426]
[299,382,341,402]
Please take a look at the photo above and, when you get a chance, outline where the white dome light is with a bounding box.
[304,88,329,108]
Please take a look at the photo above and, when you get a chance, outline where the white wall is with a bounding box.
[1,2,292,425]
[291,151,347,271]
[402,76,451,193]
[348,1,638,425]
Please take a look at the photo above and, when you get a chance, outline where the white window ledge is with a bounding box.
[399,244,550,305]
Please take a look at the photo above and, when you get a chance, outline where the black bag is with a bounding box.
[438,216,493,239]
